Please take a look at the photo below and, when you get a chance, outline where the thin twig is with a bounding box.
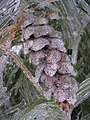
[0,45,43,93]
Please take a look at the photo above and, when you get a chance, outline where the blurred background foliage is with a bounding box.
[0,0,90,120]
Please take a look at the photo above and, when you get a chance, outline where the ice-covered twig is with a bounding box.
[0,45,43,93]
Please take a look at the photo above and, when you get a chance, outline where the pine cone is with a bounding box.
[22,12,79,111]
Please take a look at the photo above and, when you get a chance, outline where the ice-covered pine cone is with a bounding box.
[22,13,79,111]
